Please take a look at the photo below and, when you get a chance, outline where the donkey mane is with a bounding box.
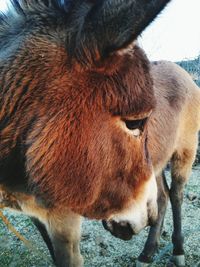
[0,0,80,62]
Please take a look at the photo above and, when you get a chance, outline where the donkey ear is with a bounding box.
[75,0,171,63]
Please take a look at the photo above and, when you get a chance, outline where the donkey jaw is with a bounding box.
[105,173,158,238]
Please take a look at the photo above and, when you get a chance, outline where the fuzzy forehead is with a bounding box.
[83,46,156,117]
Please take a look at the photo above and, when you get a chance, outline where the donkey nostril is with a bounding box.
[102,220,135,240]
[113,221,135,240]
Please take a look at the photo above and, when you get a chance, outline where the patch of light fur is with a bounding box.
[110,173,158,233]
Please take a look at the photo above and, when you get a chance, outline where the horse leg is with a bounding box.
[136,171,169,267]
[45,210,83,267]
[168,145,197,267]
[31,217,56,262]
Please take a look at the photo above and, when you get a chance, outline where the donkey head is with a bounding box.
[21,0,171,234]
[61,0,171,233]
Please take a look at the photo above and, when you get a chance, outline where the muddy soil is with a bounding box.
[0,168,200,267]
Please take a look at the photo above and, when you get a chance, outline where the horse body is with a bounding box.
[148,61,200,266]
[104,61,200,266]
[150,60,200,176]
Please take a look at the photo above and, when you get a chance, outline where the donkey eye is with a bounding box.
[124,118,147,136]
[124,118,147,130]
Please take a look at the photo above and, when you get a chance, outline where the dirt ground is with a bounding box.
[0,167,200,267]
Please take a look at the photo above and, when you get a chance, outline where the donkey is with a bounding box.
[0,0,171,266]
[103,61,200,267]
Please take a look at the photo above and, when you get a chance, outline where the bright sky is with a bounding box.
[0,0,200,61]
[139,0,200,61]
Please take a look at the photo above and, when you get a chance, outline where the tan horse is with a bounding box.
[104,61,200,267]
[0,0,172,266]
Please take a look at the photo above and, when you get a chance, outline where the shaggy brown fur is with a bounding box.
[0,1,172,267]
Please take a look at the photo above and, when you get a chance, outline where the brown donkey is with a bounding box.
[0,0,173,266]
[103,61,200,267]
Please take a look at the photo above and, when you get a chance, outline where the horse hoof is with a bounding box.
[167,255,185,267]
[136,260,150,267]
